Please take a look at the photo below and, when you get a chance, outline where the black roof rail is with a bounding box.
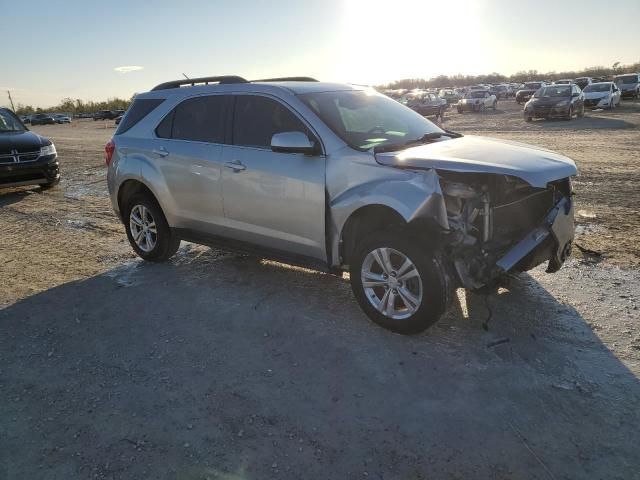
[252,77,319,83]
[151,75,248,91]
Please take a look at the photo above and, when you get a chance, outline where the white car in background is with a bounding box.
[457,90,497,112]
[583,82,621,110]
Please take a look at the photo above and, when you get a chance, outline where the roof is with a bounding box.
[145,75,363,96]
[252,81,362,94]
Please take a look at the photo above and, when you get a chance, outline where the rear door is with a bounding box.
[153,94,230,230]
[220,94,326,262]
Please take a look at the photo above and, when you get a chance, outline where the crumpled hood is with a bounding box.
[375,135,577,188]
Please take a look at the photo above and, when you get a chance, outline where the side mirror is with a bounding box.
[271,131,319,155]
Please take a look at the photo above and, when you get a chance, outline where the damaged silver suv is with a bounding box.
[106,76,576,334]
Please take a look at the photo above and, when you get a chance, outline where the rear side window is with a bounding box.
[156,95,227,143]
[115,98,164,134]
[233,95,309,148]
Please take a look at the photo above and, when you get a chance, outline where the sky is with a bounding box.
[1,0,639,107]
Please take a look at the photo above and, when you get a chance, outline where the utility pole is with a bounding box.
[7,90,16,111]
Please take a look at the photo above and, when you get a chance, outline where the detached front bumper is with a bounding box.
[0,155,60,188]
[496,196,574,273]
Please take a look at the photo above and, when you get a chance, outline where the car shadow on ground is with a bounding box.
[0,187,44,208]
[526,115,636,130]
[1,247,639,479]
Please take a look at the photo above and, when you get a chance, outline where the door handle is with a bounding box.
[224,160,246,172]
[152,147,169,157]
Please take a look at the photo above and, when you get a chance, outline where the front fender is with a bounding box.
[329,168,449,266]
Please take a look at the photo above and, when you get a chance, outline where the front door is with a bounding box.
[221,94,326,262]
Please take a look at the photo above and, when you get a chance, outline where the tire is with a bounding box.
[565,106,573,120]
[524,113,532,122]
[123,192,180,262]
[492,100,497,110]
[439,107,445,121]
[479,103,485,112]
[349,230,452,334]
[609,99,615,110]
[457,106,463,114]
[577,104,585,117]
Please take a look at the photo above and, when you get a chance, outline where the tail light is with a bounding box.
[104,139,115,166]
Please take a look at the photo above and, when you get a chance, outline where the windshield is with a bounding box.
[299,90,443,151]
[523,83,542,90]
[465,91,487,99]
[616,75,638,84]
[584,83,611,93]
[0,109,27,132]
[534,86,571,98]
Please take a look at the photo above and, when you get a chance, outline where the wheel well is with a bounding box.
[340,205,407,266]
[117,180,156,221]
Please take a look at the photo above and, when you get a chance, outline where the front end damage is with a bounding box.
[438,172,574,289]
[367,136,578,289]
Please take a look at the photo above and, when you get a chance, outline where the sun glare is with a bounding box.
[336,0,483,85]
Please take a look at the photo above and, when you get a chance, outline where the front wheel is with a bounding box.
[349,231,452,334]
[565,106,573,120]
[124,193,180,262]
[492,100,497,110]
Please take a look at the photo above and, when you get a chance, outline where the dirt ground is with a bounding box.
[1,100,639,479]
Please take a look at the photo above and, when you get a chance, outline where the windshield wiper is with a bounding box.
[373,130,463,154]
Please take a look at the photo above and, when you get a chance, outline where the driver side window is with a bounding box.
[233,95,311,149]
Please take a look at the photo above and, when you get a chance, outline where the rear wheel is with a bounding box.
[349,231,452,334]
[124,193,180,262]
[578,104,585,117]
[492,100,498,110]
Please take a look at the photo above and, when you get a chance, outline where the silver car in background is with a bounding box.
[583,82,621,109]
[106,76,576,334]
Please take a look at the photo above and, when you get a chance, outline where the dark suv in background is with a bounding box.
[516,82,545,104]
[93,110,120,121]
[0,108,60,189]
[30,113,56,125]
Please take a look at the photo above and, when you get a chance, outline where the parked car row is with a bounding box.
[20,113,72,125]
[522,79,628,121]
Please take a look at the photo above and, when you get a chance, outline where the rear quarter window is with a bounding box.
[115,99,165,134]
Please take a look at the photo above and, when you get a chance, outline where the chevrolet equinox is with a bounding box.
[106,76,576,334]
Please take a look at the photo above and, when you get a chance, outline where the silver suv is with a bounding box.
[107,76,577,334]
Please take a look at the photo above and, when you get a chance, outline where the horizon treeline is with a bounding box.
[12,96,134,116]
[381,60,640,90]
[7,59,640,113]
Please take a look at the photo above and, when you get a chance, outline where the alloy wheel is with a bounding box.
[129,204,157,252]
[361,247,423,320]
